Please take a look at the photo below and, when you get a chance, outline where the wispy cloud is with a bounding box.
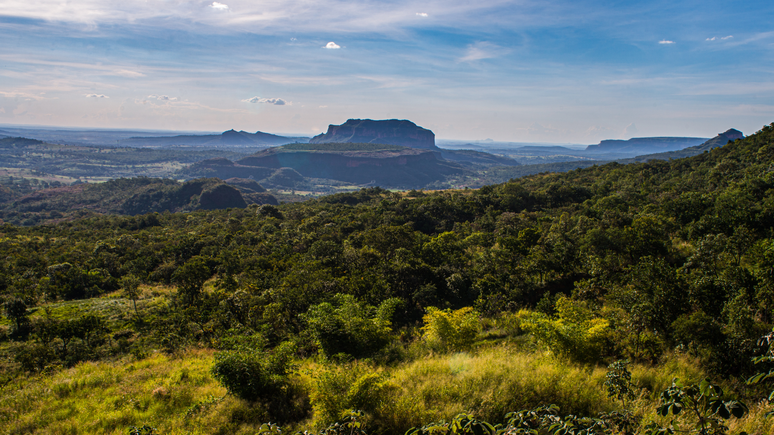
[706,35,733,41]
[242,96,287,105]
[416,12,428,17]
[459,41,508,62]
[147,95,178,101]
[210,2,229,11]
[85,94,109,98]
[658,40,675,44]
[324,42,341,49]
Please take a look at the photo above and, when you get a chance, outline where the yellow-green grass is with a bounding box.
[0,349,246,435]
[1,342,772,434]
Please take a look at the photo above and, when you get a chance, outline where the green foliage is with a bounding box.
[406,413,496,435]
[310,365,390,427]
[646,378,748,435]
[604,360,635,407]
[519,297,611,363]
[128,425,159,435]
[211,341,295,402]
[304,294,397,358]
[3,297,30,334]
[121,274,141,314]
[422,307,481,352]
[172,256,212,305]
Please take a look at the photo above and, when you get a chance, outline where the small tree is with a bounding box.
[172,256,211,305]
[3,298,30,335]
[645,378,747,435]
[121,274,141,315]
[605,359,635,408]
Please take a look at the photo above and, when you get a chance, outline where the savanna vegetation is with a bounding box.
[2,124,774,434]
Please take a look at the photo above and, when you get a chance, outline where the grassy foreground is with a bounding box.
[2,343,774,435]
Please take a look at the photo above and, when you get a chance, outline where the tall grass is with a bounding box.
[1,342,770,434]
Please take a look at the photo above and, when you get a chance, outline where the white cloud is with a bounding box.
[242,96,287,105]
[147,94,178,101]
[85,93,109,98]
[210,2,229,11]
[722,35,733,40]
[623,123,638,138]
[111,69,145,78]
[324,42,341,49]
[416,12,428,17]
[459,41,508,62]
[659,40,675,44]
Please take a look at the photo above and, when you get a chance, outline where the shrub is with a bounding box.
[519,297,612,363]
[211,341,295,402]
[310,365,390,428]
[421,307,481,352]
[304,294,399,358]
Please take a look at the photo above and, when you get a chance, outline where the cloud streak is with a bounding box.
[85,94,109,98]
[658,40,675,44]
[459,41,508,62]
[147,95,178,101]
[210,2,229,11]
[242,96,288,105]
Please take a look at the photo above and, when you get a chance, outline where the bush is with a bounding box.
[211,341,295,402]
[422,307,481,352]
[310,364,390,428]
[304,294,399,358]
[519,297,612,363]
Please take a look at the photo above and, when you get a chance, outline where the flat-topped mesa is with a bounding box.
[309,119,438,150]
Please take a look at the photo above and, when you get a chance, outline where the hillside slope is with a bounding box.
[0,177,275,226]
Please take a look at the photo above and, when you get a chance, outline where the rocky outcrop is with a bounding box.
[310,119,437,150]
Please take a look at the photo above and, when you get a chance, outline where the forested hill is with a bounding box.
[0,177,277,226]
[2,123,774,434]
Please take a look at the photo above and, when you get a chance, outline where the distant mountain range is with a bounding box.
[585,136,709,153]
[619,129,744,163]
[119,129,309,148]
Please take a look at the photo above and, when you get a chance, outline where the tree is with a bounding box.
[3,298,30,335]
[172,256,212,305]
[121,274,141,315]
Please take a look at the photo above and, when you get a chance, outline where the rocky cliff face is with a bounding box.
[309,119,437,150]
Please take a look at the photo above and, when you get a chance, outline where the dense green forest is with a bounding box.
[2,124,774,434]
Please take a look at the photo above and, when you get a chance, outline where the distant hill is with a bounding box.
[585,136,708,154]
[119,129,309,148]
[438,149,520,167]
[620,129,744,163]
[0,137,45,148]
[310,119,438,150]
[180,142,466,188]
[0,177,274,226]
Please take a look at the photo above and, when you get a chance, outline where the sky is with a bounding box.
[0,0,773,143]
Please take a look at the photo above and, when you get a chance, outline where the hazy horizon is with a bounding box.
[1,0,772,143]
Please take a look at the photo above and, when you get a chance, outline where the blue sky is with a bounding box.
[0,0,772,143]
